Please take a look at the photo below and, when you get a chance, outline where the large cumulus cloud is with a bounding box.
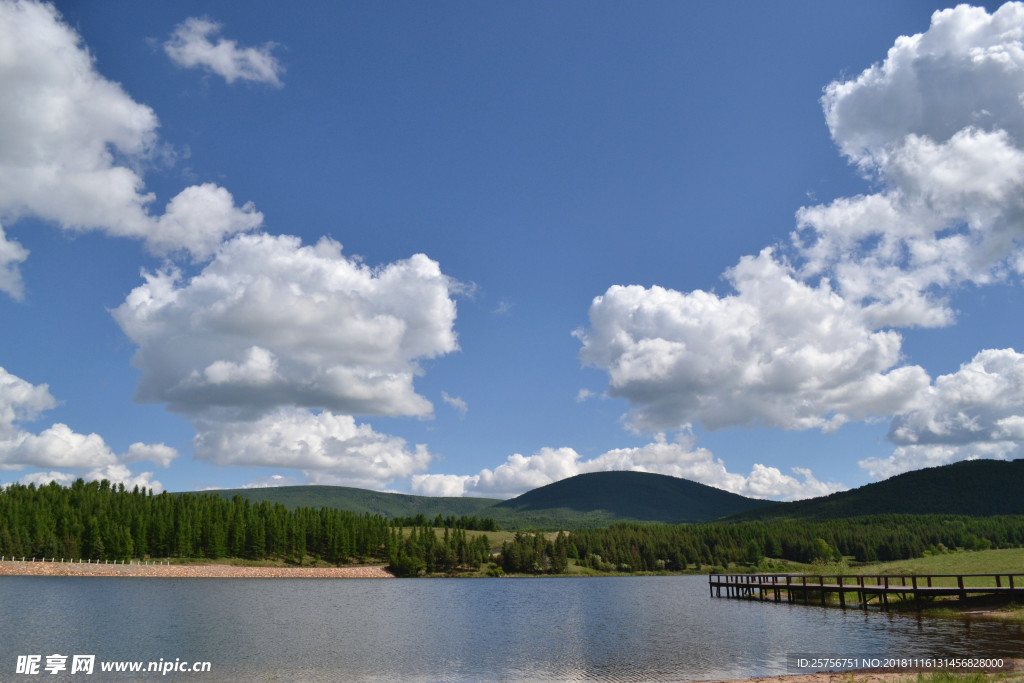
[194,408,432,490]
[578,249,930,433]
[112,233,460,419]
[0,0,261,300]
[112,233,461,489]
[577,3,1024,480]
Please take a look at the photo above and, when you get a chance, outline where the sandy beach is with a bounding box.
[0,559,393,578]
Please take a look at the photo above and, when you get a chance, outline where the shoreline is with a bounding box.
[706,661,1024,683]
[0,560,394,578]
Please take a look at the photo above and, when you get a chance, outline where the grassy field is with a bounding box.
[906,674,1024,683]
[854,548,1024,576]
[742,549,1024,619]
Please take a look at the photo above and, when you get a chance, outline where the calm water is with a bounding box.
[1,575,1022,681]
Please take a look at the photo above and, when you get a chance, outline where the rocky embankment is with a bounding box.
[0,560,393,578]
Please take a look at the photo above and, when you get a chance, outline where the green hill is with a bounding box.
[491,471,774,525]
[206,472,774,529]
[205,460,1021,529]
[211,484,499,518]
[727,459,1024,520]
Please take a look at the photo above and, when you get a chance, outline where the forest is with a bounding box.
[0,479,491,576]
[554,515,1024,574]
[0,479,391,564]
[3,480,1024,577]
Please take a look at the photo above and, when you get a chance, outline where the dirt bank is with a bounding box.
[0,560,393,578]
[708,659,1024,683]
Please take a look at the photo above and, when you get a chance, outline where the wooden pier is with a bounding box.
[709,573,1024,610]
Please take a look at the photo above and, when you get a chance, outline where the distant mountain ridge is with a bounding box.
[211,484,500,519]
[210,471,774,528]
[492,471,773,524]
[726,459,1024,520]
[202,459,1024,529]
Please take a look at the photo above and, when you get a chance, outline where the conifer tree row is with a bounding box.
[385,523,492,576]
[567,515,1024,572]
[0,480,390,564]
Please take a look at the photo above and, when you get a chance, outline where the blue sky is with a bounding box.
[2,0,1023,499]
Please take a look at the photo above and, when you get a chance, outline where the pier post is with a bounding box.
[710,573,1024,609]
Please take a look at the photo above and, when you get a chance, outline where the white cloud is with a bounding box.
[0,369,113,471]
[577,3,1024,489]
[577,249,929,432]
[164,16,284,87]
[17,465,164,493]
[861,348,1024,478]
[412,433,843,501]
[201,346,279,387]
[112,233,461,419]
[859,441,1019,480]
[442,392,468,418]
[0,224,29,300]
[0,366,56,436]
[1,423,118,470]
[15,470,76,487]
[575,389,596,402]
[795,127,1024,328]
[411,447,584,499]
[0,0,262,298]
[192,407,433,490]
[124,442,180,468]
[148,183,263,259]
[0,367,174,487]
[794,3,1024,329]
[823,3,1024,167]
[241,474,305,489]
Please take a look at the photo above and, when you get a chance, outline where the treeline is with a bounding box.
[498,531,571,574]
[5,481,1024,577]
[0,479,493,575]
[567,515,1024,573]
[389,513,500,532]
[386,524,491,576]
[0,479,391,564]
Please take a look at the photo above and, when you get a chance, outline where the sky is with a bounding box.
[2,0,1023,500]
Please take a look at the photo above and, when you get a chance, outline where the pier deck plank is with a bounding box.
[709,573,1024,610]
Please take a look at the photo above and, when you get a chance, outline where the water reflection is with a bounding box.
[1,575,1020,681]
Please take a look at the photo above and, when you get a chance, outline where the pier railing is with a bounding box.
[709,572,1024,610]
[0,556,169,566]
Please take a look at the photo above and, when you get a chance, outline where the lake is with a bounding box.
[1,575,1021,681]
